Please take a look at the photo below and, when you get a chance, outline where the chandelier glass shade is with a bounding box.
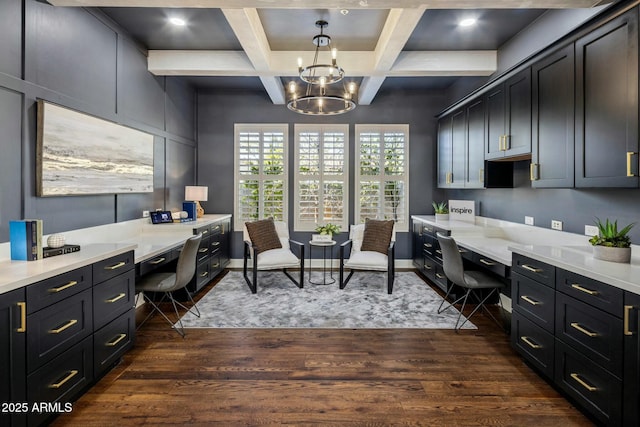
[287,20,357,116]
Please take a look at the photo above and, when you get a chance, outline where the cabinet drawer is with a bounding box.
[422,235,436,258]
[557,269,623,317]
[138,249,178,277]
[422,256,436,282]
[511,253,555,287]
[434,264,448,289]
[555,292,623,377]
[512,310,554,379]
[458,245,474,261]
[93,251,135,284]
[193,224,211,237]
[210,222,222,236]
[27,335,92,426]
[196,235,211,263]
[27,288,93,372]
[94,309,134,379]
[555,340,622,426]
[473,252,506,277]
[195,260,211,289]
[210,252,222,274]
[93,269,135,330]
[210,234,222,255]
[27,266,92,314]
[512,272,555,332]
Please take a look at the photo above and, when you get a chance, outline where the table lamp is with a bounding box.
[185,185,208,218]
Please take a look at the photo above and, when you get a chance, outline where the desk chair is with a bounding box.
[436,233,505,331]
[135,233,202,337]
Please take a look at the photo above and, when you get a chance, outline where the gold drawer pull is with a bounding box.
[16,302,26,333]
[105,261,126,270]
[521,264,542,273]
[48,280,78,293]
[49,370,78,389]
[570,373,597,392]
[521,336,541,349]
[624,305,634,336]
[435,250,442,255]
[571,322,597,337]
[106,333,127,347]
[458,248,468,253]
[106,293,126,303]
[571,284,598,296]
[211,241,221,247]
[49,319,78,334]
[211,263,220,268]
[212,225,220,231]
[520,295,540,306]
[201,229,209,234]
[198,248,209,253]
[435,273,445,279]
[149,257,166,265]
[423,243,433,248]
[199,271,209,277]
[627,151,638,177]
[479,168,484,182]
[479,258,496,266]
[423,264,432,270]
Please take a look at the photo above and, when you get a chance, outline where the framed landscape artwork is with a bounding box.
[36,100,154,196]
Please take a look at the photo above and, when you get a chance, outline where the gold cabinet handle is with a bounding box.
[198,248,208,253]
[211,241,221,247]
[458,248,468,253]
[211,263,220,269]
[201,229,209,235]
[570,322,598,337]
[499,135,504,151]
[435,249,442,255]
[199,271,209,278]
[423,243,433,248]
[624,305,634,336]
[435,273,446,279]
[504,135,510,151]
[16,302,26,333]
[570,373,597,392]
[49,319,78,334]
[530,163,539,181]
[49,370,78,389]
[479,258,496,266]
[627,152,638,177]
[48,280,78,293]
[212,225,221,231]
[521,336,541,349]
[105,293,126,303]
[520,295,540,306]
[149,257,166,265]
[105,261,126,270]
[571,284,598,296]
[479,168,484,182]
[423,264,432,270]
[106,333,127,347]
[521,264,542,273]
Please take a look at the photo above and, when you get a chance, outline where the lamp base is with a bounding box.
[195,201,205,218]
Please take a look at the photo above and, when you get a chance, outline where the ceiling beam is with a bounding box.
[47,0,612,9]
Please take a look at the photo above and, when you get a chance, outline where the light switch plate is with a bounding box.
[525,216,534,225]
[551,220,563,231]
[585,225,598,236]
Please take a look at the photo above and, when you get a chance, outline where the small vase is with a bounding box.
[435,213,449,221]
[592,246,631,263]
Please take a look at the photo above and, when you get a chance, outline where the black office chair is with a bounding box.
[436,233,505,331]
[135,233,202,337]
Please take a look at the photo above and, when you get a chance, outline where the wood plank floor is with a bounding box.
[51,271,593,426]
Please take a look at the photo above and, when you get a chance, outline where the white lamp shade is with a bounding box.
[185,185,208,201]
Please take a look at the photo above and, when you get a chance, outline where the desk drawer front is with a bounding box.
[473,252,506,277]
[194,224,211,236]
[512,272,555,332]
[557,269,622,317]
[94,309,134,378]
[197,235,211,263]
[512,310,554,379]
[93,251,134,284]
[555,292,623,377]
[93,269,135,331]
[422,235,436,258]
[512,253,555,287]
[27,266,92,314]
[138,250,178,276]
[195,260,211,289]
[555,340,622,426]
[27,288,93,372]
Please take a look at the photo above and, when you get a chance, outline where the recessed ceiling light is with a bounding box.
[459,18,477,27]
[169,17,186,27]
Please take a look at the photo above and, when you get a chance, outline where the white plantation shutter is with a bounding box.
[294,124,349,231]
[234,124,288,230]
[356,125,409,232]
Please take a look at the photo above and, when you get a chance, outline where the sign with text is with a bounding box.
[448,200,475,222]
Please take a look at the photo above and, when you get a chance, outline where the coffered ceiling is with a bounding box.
[47,0,613,104]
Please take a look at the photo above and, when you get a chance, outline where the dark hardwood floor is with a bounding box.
[51,270,592,426]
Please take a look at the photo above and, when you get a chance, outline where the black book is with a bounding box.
[42,244,81,258]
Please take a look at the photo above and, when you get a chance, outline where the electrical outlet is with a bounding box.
[585,225,598,236]
[142,210,150,218]
[551,220,563,231]
[525,216,534,225]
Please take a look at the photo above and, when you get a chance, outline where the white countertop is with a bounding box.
[0,214,232,295]
[411,215,640,295]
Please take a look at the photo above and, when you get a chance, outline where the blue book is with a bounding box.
[9,220,38,261]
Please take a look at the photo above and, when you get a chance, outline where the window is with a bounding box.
[234,124,287,230]
[294,124,349,231]
[355,124,409,231]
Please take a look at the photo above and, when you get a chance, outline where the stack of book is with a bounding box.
[9,219,43,261]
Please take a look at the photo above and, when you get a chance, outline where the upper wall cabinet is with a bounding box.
[575,8,639,188]
[530,45,575,188]
[485,68,532,160]
[437,113,454,187]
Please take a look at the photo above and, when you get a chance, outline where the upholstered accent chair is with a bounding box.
[339,220,396,294]
[243,218,305,294]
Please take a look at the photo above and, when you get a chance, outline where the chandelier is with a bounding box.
[287,20,358,116]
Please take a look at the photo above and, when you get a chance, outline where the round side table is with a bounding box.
[308,240,336,285]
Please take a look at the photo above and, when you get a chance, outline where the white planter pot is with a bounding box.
[592,246,631,263]
[435,213,449,221]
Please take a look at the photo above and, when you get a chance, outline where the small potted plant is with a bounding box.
[432,201,449,221]
[589,218,635,263]
[314,223,341,241]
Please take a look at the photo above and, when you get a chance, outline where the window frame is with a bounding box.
[355,124,410,232]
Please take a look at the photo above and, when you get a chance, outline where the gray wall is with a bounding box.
[197,86,449,260]
[0,1,197,242]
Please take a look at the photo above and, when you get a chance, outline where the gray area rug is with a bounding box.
[176,271,476,329]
